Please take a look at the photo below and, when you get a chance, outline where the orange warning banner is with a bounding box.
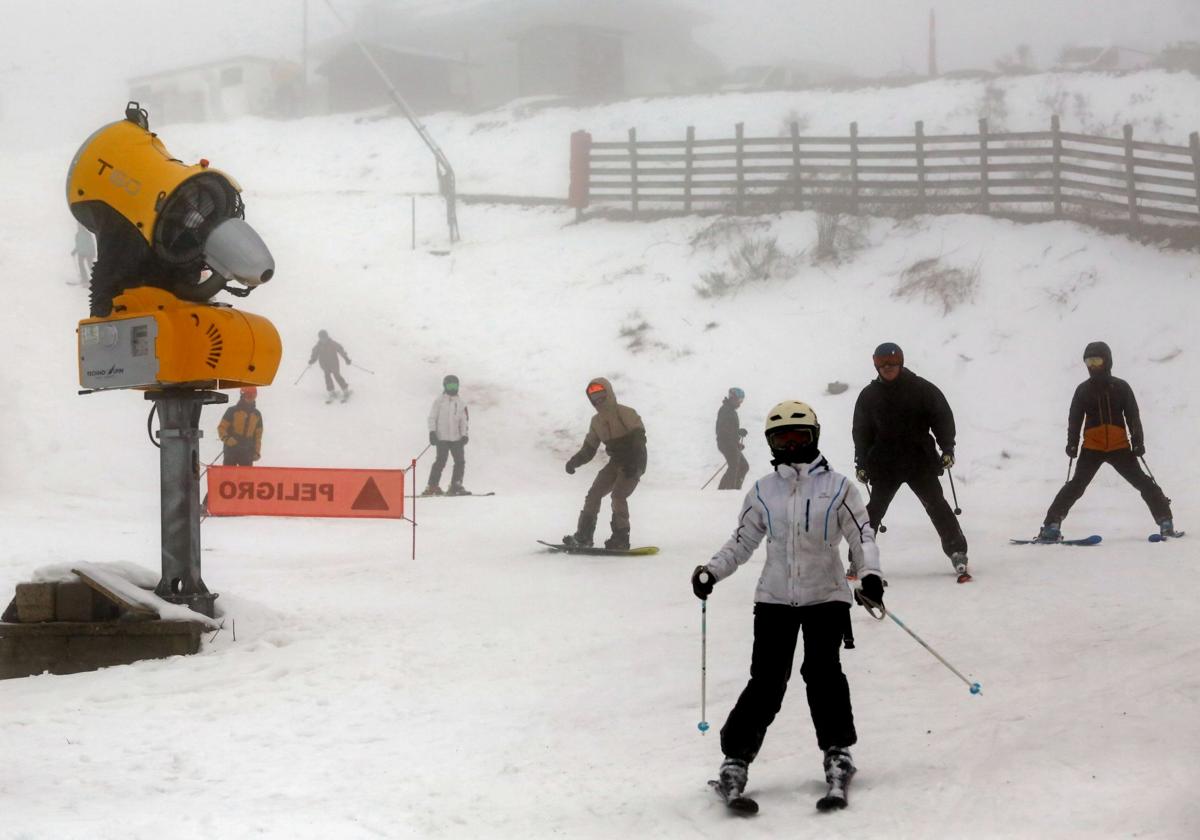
[206,466,405,519]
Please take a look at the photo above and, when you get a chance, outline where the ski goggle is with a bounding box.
[768,427,815,447]
[586,383,607,398]
[873,354,902,370]
[1084,357,1106,369]
[444,381,459,391]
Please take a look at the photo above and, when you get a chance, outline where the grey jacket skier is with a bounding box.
[424,375,470,495]
[691,400,883,808]
[309,330,351,401]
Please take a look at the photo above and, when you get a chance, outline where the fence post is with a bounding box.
[684,125,695,214]
[567,129,593,222]
[1191,132,1200,221]
[1123,123,1137,225]
[1051,116,1063,218]
[849,121,860,213]
[790,121,803,210]
[915,120,927,213]
[628,127,639,218]
[735,122,745,214]
[978,118,990,215]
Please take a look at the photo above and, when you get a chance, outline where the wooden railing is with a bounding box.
[567,118,1200,227]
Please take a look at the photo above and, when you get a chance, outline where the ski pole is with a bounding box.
[293,363,313,385]
[698,585,711,734]
[1066,456,1074,483]
[1139,455,1157,484]
[947,469,962,515]
[859,595,981,696]
[349,362,375,375]
[863,481,887,533]
[700,463,726,490]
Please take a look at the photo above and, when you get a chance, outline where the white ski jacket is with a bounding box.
[708,458,880,607]
[428,394,469,442]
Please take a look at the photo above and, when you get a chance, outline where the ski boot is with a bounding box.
[950,551,972,583]
[817,746,856,811]
[324,390,337,405]
[421,485,443,497]
[1159,518,1183,538]
[709,757,757,814]
[340,388,352,403]
[604,529,630,550]
[447,483,470,496]
[1035,522,1062,543]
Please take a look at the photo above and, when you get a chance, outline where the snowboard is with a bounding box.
[707,779,759,815]
[1149,531,1185,542]
[537,540,659,556]
[1010,534,1102,546]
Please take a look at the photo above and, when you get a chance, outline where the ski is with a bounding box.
[537,540,659,556]
[1010,534,1102,546]
[707,779,759,815]
[421,491,495,498]
[1149,531,1185,542]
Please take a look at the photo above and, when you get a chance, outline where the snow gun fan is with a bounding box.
[69,102,280,391]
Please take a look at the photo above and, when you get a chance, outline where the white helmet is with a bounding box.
[764,400,821,463]
[764,400,819,436]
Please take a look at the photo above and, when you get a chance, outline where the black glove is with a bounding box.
[738,428,747,438]
[691,566,715,600]
[855,466,869,484]
[1131,442,1145,457]
[940,450,955,470]
[460,436,469,446]
[1065,443,1078,459]
[345,359,352,366]
[856,574,884,609]
[429,431,438,446]
[565,456,580,475]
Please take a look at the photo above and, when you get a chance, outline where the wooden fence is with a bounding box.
[567,118,1200,227]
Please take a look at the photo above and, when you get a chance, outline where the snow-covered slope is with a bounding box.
[1,75,1198,838]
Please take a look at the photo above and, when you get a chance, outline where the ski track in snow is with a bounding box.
[2,70,1200,839]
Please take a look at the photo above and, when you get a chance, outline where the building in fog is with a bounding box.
[1053,45,1154,73]
[128,56,302,124]
[316,0,722,114]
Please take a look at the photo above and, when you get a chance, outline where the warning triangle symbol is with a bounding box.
[351,477,390,511]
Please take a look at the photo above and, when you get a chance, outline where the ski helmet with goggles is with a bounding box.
[872,342,904,370]
[443,374,459,391]
[764,400,820,464]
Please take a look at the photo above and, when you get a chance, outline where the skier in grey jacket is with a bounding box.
[691,399,883,807]
[424,374,470,495]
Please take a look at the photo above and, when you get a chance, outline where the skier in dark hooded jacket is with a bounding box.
[309,330,351,402]
[1035,341,1177,541]
[716,387,750,490]
[562,377,647,550]
[852,342,969,577]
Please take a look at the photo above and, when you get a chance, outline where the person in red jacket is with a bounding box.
[1037,341,1177,540]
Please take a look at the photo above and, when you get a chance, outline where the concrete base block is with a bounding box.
[15,583,55,623]
[0,620,204,680]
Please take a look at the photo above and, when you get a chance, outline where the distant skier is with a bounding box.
[217,387,263,466]
[1035,341,1178,541]
[562,377,647,550]
[309,329,351,403]
[71,223,95,286]
[423,374,470,496]
[691,400,882,811]
[716,387,749,490]
[852,342,969,578]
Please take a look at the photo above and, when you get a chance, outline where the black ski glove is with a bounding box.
[1065,443,1078,458]
[855,466,869,484]
[691,566,715,600]
[1131,442,1145,457]
[460,436,469,446]
[565,455,581,475]
[856,574,884,609]
[429,431,438,446]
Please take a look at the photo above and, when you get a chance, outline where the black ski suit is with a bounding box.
[1044,342,1171,525]
[852,367,967,558]
[715,398,749,490]
[309,336,350,393]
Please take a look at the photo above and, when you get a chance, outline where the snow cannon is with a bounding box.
[69,102,280,391]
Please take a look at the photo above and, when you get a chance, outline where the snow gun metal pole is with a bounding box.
[322,0,460,244]
[698,584,711,734]
[701,463,726,490]
[947,468,962,515]
[860,595,981,696]
[294,363,313,385]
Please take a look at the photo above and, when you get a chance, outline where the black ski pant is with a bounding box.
[322,366,348,392]
[720,602,856,762]
[428,440,465,488]
[867,471,967,557]
[1045,447,1171,524]
[717,445,749,490]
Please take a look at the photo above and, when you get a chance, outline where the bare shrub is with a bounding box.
[694,234,798,298]
[813,196,869,263]
[894,257,981,314]
[688,215,771,254]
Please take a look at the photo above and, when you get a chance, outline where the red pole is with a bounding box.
[411,457,417,560]
[568,130,592,219]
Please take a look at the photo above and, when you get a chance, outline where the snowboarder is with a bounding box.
[1035,341,1177,541]
[217,387,263,466]
[71,223,96,286]
[716,387,750,490]
[852,342,969,578]
[562,377,647,550]
[691,400,882,811]
[424,374,470,496]
[309,329,352,403]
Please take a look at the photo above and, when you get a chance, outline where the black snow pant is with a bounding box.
[322,366,348,392]
[428,440,465,488]
[867,471,967,557]
[717,445,749,490]
[720,602,856,762]
[1045,447,1172,524]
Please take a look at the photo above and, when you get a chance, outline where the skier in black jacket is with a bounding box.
[1036,341,1177,541]
[852,342,968,577]
[715,387,749,489]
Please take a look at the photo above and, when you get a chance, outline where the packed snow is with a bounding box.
[1,72,1199,838]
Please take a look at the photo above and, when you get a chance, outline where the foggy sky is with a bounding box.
[1,0,1198,148]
